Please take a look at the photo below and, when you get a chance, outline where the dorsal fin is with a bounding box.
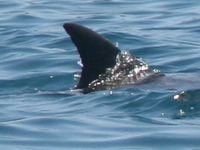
[63,23,120,89]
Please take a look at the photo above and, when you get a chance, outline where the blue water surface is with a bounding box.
[1,0,200,150]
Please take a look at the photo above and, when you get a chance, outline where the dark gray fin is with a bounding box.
[63,23,120,89]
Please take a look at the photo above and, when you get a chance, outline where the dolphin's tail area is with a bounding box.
[63,23,120,89]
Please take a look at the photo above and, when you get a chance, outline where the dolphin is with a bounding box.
[63,23,163,93]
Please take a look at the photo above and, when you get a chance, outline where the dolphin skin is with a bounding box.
[63,23,163,93]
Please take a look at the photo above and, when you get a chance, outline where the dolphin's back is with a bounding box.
[63,23,163,93]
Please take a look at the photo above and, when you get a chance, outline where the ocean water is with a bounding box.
[1,0,200,150]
